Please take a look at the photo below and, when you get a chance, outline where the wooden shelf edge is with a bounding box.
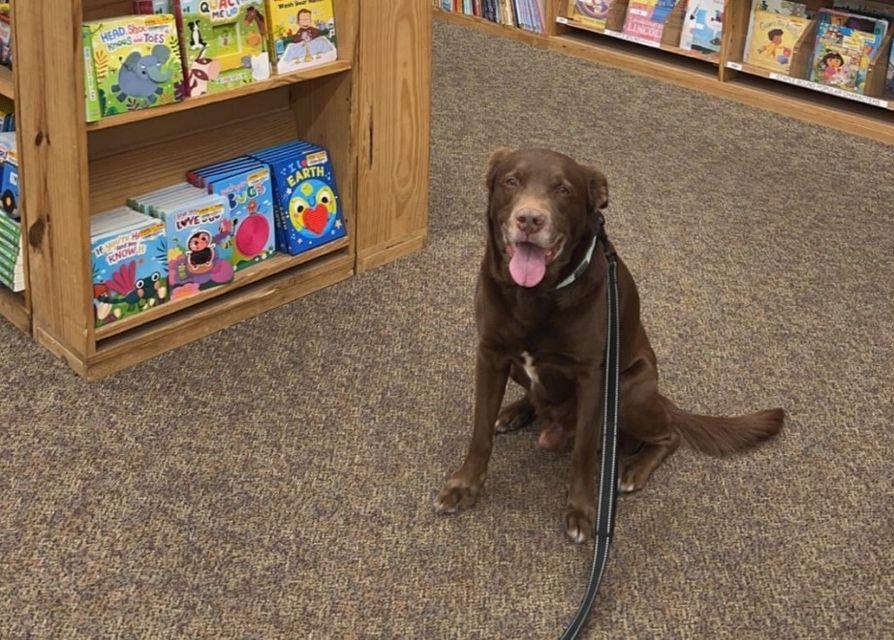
[86,60,353,132]
[437,11,894,145]
[356,230,427,274]
[434,9,550,48]
[557,17,720,66]
[0,66,13,100]
[0,285,29,332]
[84,251,354,380]
[95,236,351,340]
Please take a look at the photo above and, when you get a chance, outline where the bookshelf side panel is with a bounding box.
[16,0,94,359]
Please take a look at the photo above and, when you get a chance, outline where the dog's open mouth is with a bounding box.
[507,241,559,288]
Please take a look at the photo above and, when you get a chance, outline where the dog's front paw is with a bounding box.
[433,474,483,514]
[564,505,595,544]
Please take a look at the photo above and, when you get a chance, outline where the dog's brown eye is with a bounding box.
[505,176,519,188]
[557,185,571,196]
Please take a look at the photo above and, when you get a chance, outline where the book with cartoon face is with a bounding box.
[82,14,185,122]
[744,10,812,73]
[809,9,888,93]
[266,0,338,74]
[567,0,615,30]
[174,0,271,97]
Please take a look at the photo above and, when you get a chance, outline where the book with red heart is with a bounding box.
[247,141,347,256]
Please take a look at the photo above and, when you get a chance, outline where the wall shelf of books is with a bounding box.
[434,0,894,143]
[6,0,431,379]
[0,1,27,334]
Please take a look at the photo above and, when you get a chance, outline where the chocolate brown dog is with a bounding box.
[434,148,783,543]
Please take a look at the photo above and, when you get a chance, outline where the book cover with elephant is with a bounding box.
[83,14,184,122]
[266,0,338,74]
[173,0,271,97]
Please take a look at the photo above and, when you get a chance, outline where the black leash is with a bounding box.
[559,235,621,640]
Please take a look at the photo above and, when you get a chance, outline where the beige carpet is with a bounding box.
[2,21,893,638]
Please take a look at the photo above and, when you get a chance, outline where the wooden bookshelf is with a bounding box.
[435,0,894,145]
[7,0,432,379]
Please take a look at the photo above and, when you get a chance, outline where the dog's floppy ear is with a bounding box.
[485,147,513,191]
[585,165,609,212]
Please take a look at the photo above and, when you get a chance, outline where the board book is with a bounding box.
[0,131,18,221]
[623,0,678,43]
[743,0,809,63]
[82,14,185,122]
[187,160,277,270]
[132,186,235,300]
[744,9,812,73]
[0,209,20,292]
[91,207,169,327]
[680,0,724,53]
[266,0,338,74]
[248,140,347,256]
[809,9,888,93]
[166,0,271,97]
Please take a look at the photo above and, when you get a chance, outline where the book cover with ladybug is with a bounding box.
[205,164,277,270]
[249,142,346,256]
[91,208,169,327]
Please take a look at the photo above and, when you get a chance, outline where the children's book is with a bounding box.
[809,9,888,93]
[82,14,185,122]
[0,6,12,69]
[0,131,18,221]
[744,9,812,73]
[623,0,678,43]
[266,0,338,74]
[248,141,347,256]
[743,0,809,61]
[680,0,724,53]
[192,161,278,270]
[133,186,235,300]
[0,208,21,292]
[133,0,174,13]
[171,0,271,97]
[91,207,169,326]
[568,0,615,30]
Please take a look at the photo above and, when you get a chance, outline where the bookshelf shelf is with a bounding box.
[8,0,432,379]
[86,60,353,132]
[95,236,350,341]
[0,286,28,333]
[0,66,13,100]
[435,2,894,145]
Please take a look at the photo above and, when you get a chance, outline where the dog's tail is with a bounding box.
[667,400,784,456]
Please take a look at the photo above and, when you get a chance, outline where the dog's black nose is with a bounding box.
[515,210,546,234]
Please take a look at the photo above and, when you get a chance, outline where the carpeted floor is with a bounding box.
[2,21,893,638]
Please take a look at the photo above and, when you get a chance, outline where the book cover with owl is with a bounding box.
[249,141,346,256]
[82,15,184,122]
[165,0,271,97]
[266,0,338,74]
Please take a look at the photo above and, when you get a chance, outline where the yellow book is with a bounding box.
[744,10,812,74]
[568,0,613,30]
[266,0,338,74]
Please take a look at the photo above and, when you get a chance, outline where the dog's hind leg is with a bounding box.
[617,360,679,493]
[495,398,535,433]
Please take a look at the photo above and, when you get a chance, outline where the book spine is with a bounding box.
[82,26,102,123]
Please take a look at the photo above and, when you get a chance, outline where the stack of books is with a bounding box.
[0,130,20,292]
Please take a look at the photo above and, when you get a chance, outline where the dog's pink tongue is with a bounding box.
[509,243,547,288]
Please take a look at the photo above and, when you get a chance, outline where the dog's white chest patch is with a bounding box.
[521,351,540,386]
